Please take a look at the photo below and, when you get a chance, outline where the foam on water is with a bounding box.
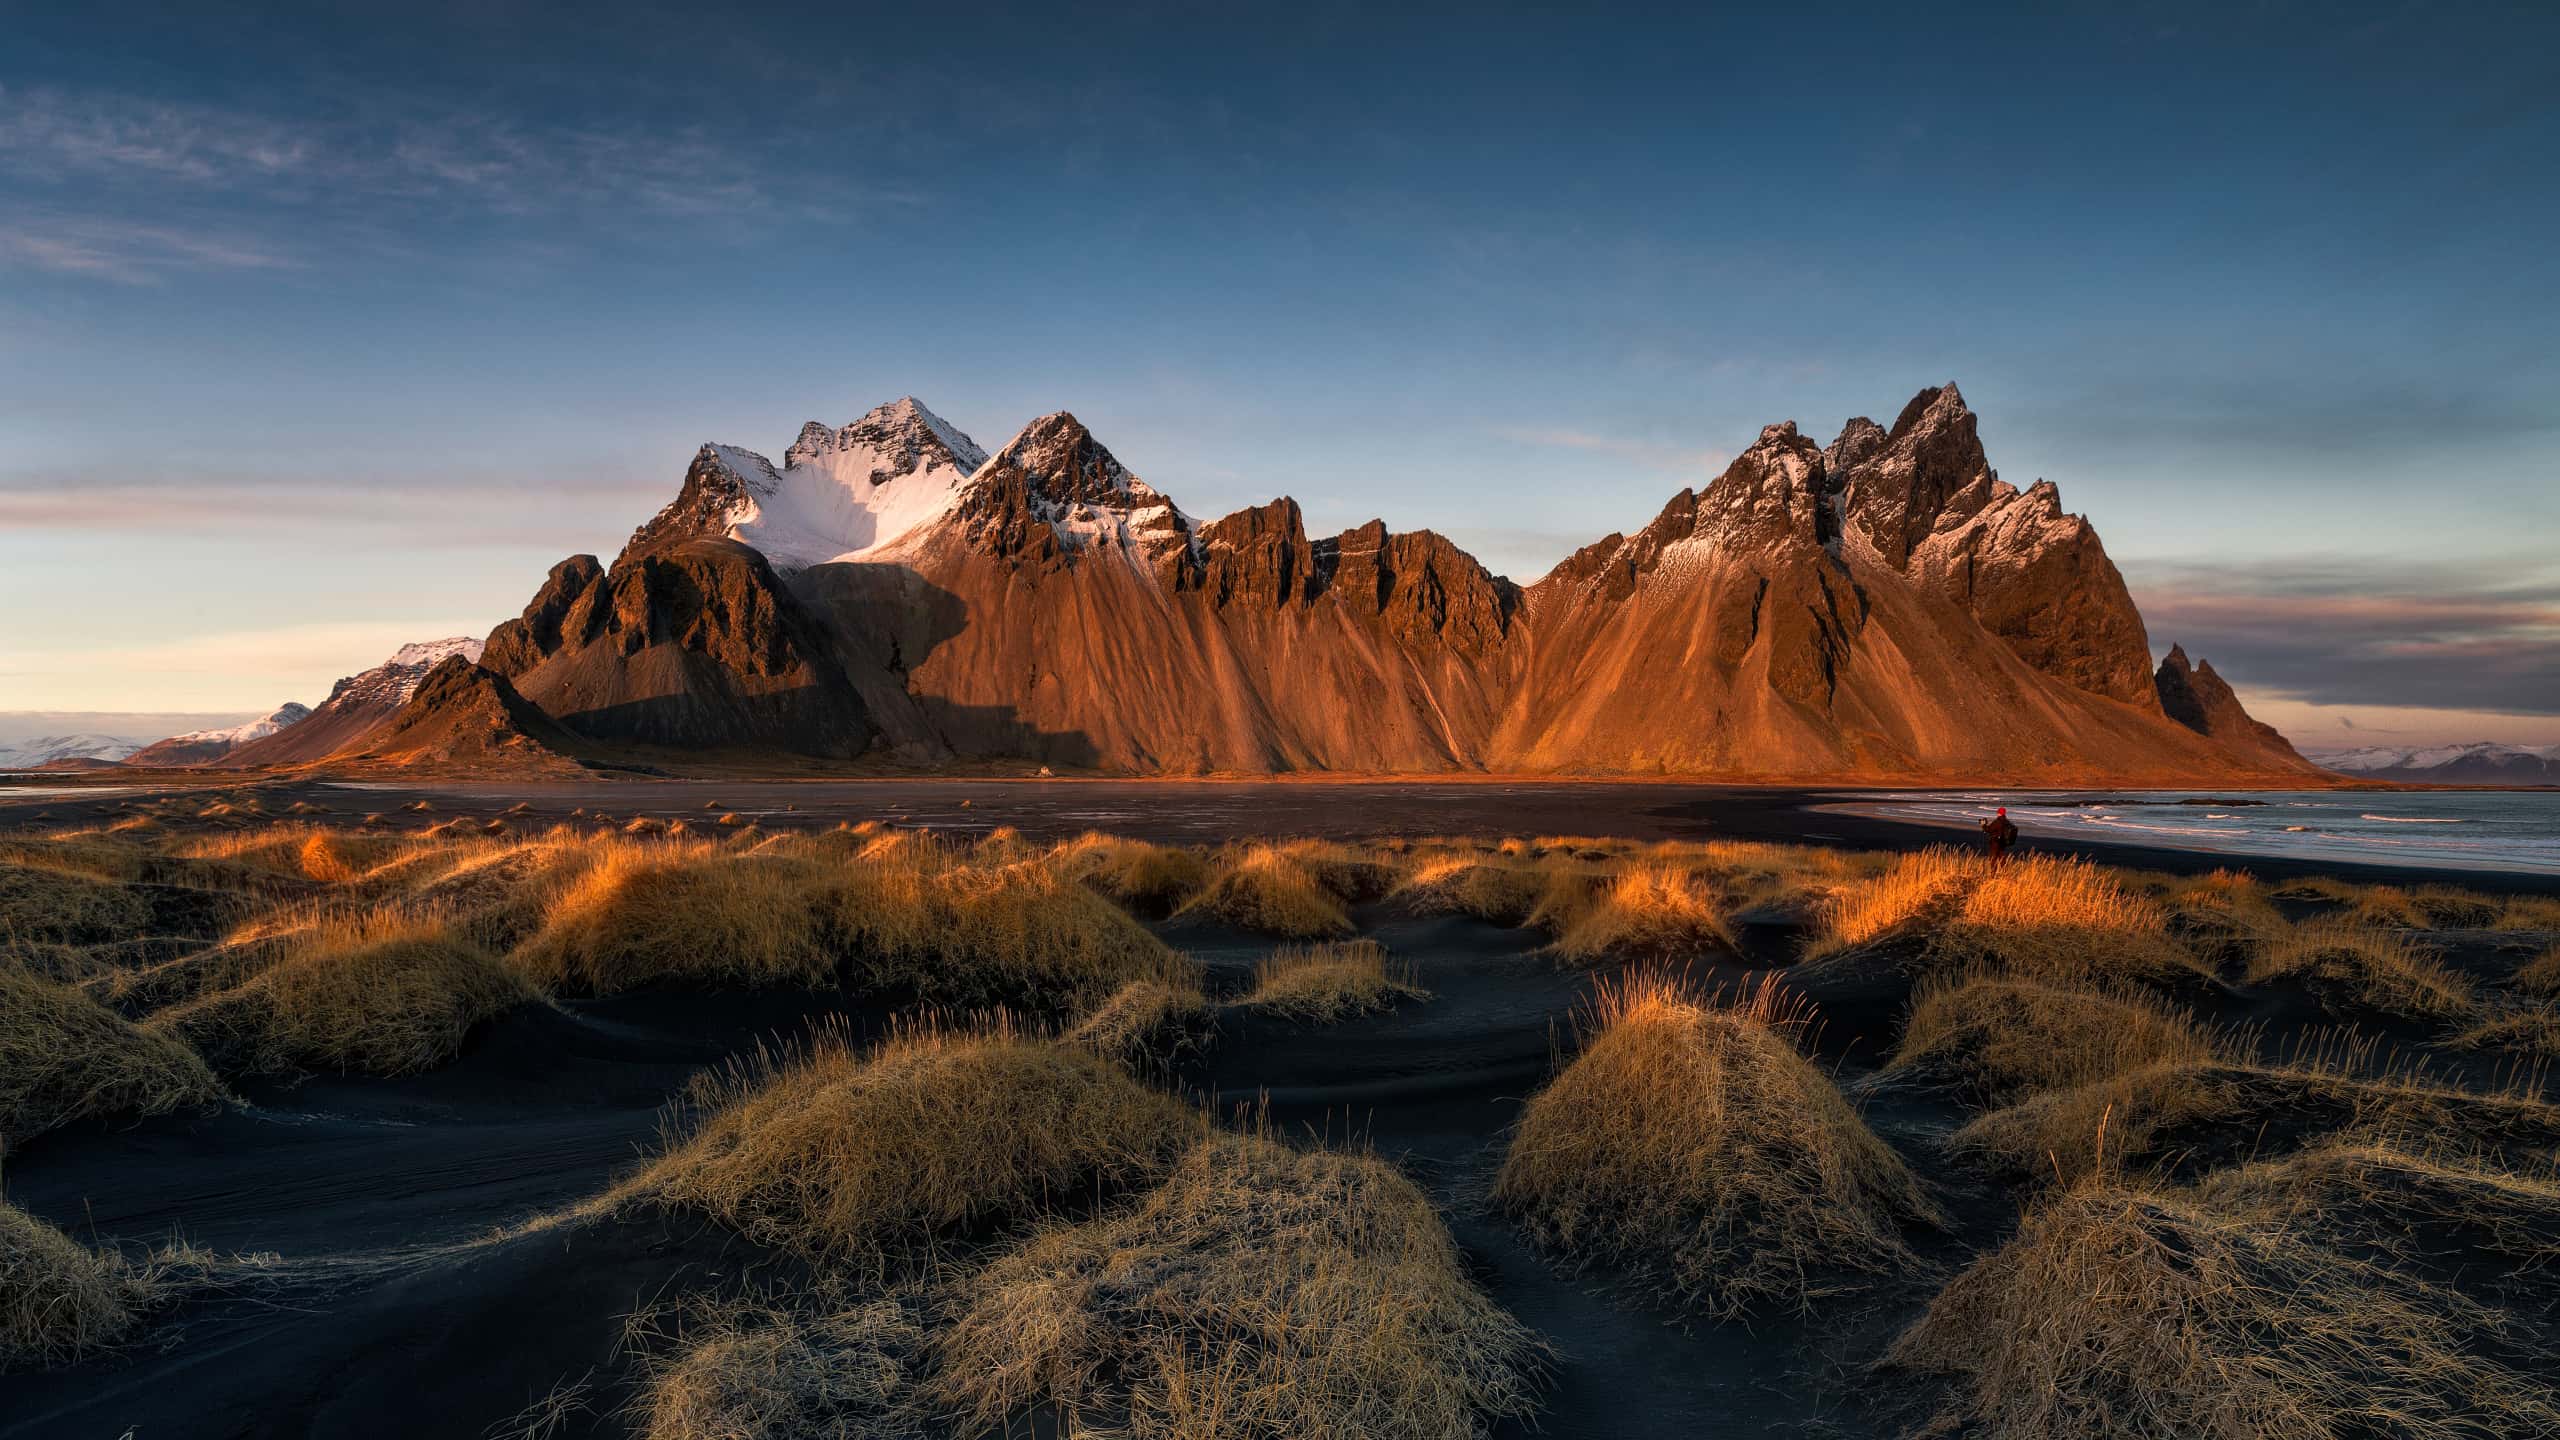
[1826,789,2560,876]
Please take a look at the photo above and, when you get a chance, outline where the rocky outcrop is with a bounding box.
[326,658,584,772]
[483,538,871,758]
[2155,645,2308,768]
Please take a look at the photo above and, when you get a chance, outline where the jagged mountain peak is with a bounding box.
[785,396,988,475]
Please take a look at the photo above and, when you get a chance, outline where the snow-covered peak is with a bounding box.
[0,733,144,769]
[2308,740,2560,773]
[156,702,311,749]
[978,411,1197,562]
[387,637,485,670]
[698,398,991,570]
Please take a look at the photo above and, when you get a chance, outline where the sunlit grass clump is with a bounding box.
[1540,863,1733,964]
[1053,832,1212,918]
[1804,846,1970,958]
[511,847,834,995]
[1240,940,1425,1021]
[938,1130,1544,1440]
[642,1020,1199,1269]
[1494,974,1939,1317]
[0,965,222,1144]
[1886,1181,2560,1440]
[148,913,534,1076]
[1177,843,1357,938]
[1931,854,2204,986]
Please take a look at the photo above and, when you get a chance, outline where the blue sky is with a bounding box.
[2,1,2554,746]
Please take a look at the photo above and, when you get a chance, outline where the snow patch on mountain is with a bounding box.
[0,733,145,769]
[2309,741,2560,778]
[708,398,993,571]
[153,702,312,749]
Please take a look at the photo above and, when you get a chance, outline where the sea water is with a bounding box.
[1829,789,2560,877]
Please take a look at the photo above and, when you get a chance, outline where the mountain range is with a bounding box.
[2305,742,2560,785]
[434,383,2309,780]
[92,384,2359,781]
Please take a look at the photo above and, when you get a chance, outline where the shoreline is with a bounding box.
[7,774,2555,896]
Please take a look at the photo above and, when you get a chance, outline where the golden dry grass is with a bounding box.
[510,847,834,995]
[1876,970,2223,1109]
[1051,832,1212,917]
[1176,844,1355,938]
[2196,1139,2560,1290]
[1240,940,1425,1022]
[1930,854,2205,986]
[0,861,154,946]
[626,1294,927,1440]
[2516,943,2560,1000]
[0,965,221,1144]
[147,913,534,1076]
[1539,863,1734,964]
[642,1021,1199,1269]
[1886,1180,2558,1440]
[827,845,1196,1012]
[1391,855,1550,927]
[2451,1004,2560,1062]
[1,1199,188,1370]
[1062,976,1213,1069]
[1952,1053,2560,1188]
[1804,846,1971,958]
[937,1130,1544,1440]
[2246,921,2479,1023]
[1494,974,1940,1317]
[2493,895,2560,932]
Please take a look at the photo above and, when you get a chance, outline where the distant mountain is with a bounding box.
[127,702,312,767]
[2306,741,2560,784]
[319,656,586,774]
[221,637,485,767]
[473,383,2320,782]
[0,733,145,770]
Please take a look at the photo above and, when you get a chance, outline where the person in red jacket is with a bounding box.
[1979,806,2019,868]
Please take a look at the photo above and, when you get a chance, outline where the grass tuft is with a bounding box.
[642,1020,1199,1269]
[2247,920,2478,1023]
[148,913,534,1076]
[1240,940,1425,1022]
[938,1130,1544,1440]
[1540,863,1733,964]
[1495,973,1939,1317]
[1876,970,2222,1109]
[0,965,222,1144]
[1177,844,1355,938]
[1885,1180,2560,1440]
[626,1293,927,1440]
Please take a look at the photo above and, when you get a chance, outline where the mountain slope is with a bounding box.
[127,703,311,767]
[323,658,585,773]
[222,638,483,767]
[478,384,2317,781]
[2154,645,2310,770]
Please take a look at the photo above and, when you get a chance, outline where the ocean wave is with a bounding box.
[2359,814,2464,824]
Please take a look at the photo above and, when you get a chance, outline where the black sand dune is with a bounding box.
[4,785,2557,1439]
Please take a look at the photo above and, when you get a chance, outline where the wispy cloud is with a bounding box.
[1495,426,1732,478]
[0,464,660,550]
[0,214,292,281]
[0,84,885,280]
